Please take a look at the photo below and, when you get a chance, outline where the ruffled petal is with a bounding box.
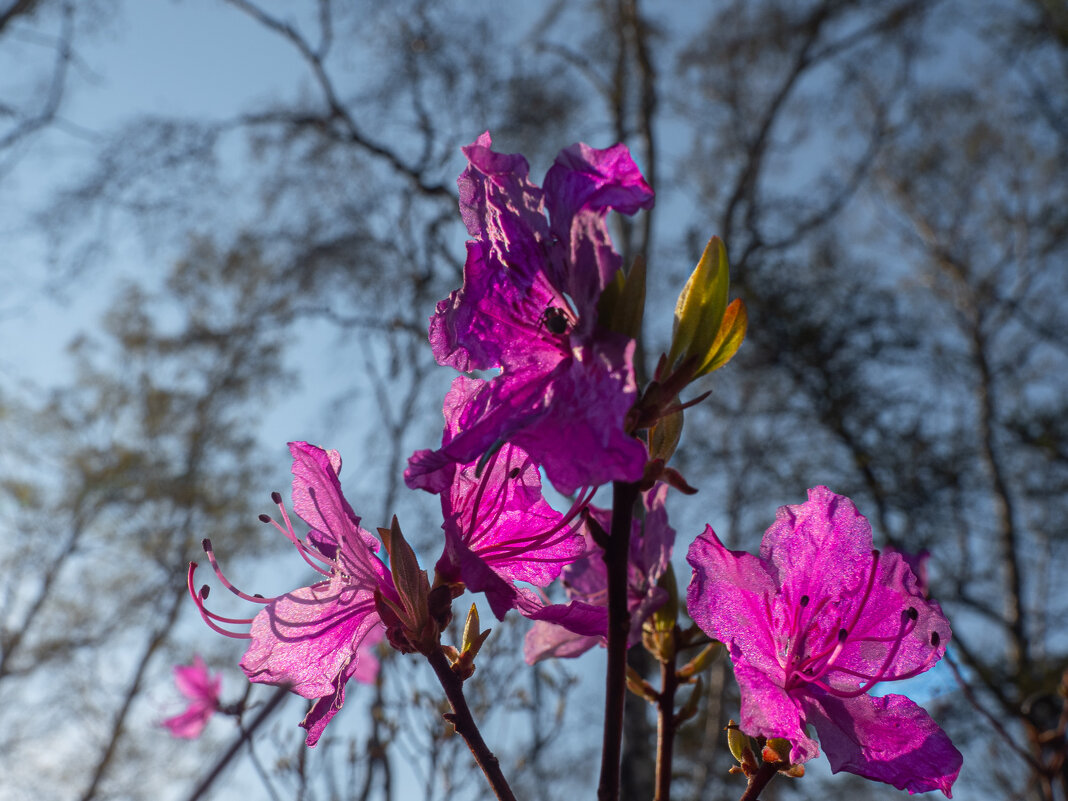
[800,691,962,797]
[758,487,875,617]
[686,525,781,678]
[288,442,383,584]
[543,142,654,317]
[240,577,381,700]
[732,662,819,764]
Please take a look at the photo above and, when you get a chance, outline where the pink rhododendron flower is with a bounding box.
[405,132,653,496]
[162,654,221,739]
[524,483,675,664]
[686,487,962,796]
[430,376,590,620]
[190,441,396,745]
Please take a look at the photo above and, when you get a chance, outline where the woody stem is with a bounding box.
[738,761,778,801]
[655,642,679,801]
[598,480,640,801]
[426,646,518,801]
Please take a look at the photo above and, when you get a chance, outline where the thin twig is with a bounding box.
[597,480,639,801]
[943,649,1042,772]
[654,644,679,801]
[183,685,291,801]
[738,760,778,801]
[424,647,517,801]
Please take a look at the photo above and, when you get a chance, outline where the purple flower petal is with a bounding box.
[411,133,650,496]
[733,661,820,765]
[240,577,382,700]
[799,692,962,797]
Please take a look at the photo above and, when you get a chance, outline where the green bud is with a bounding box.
[725,720,758,773]
[665,236,747,380]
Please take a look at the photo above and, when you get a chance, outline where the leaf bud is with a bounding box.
[725,720,759,776]
[665,235,747,382]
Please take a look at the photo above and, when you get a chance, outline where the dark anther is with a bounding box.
[271,491,283,504]
[907,607,919,621]
[837,628,848,642]
[509,467,521,479]
[800,595,810,607]
[258,513,271,524]
[202,538,212,550]
[200,585,211,599]
[930,632,941,647]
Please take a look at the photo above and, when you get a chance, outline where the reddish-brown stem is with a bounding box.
[654,646,679,801]
[597,480,640,801]
[425,647,518,801]
[738,761,779,801]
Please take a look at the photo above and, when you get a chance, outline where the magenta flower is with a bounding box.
[162,654,221,739]
[430,376,590,620]
[524,484,675,664]
[405,132,653,496]
[190,441,396,746]
[686,487,962,796]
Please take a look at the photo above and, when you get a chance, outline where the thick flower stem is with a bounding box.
[598,480,640,801]
[654,647,679,801]
[738,761,778,801]
[425,647,518,801]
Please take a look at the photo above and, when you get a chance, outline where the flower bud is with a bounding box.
[725,720,759,776]
[762,738,792,764]
[376,517,438,654]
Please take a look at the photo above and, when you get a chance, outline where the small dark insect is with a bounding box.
[540,305,569,335]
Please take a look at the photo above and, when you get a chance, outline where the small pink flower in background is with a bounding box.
[162,654,221,739]
[687,486,962,796]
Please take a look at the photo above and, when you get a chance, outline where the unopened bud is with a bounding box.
[665,236,747,381]
[762,738,792,764]
[725,720,758,776]
[376,517,438,654]
[448,603,492,680]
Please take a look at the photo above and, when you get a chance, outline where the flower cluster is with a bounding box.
[188,133,960,798]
